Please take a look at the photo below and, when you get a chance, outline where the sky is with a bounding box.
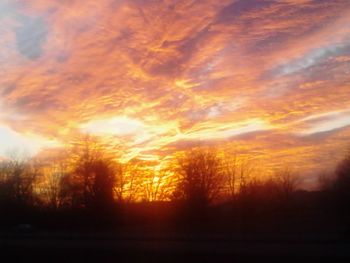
[0,0,350,186]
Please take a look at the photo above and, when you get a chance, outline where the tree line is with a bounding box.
[1,135,350,227]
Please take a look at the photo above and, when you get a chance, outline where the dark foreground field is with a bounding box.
[1,197,350,262]
[1,230,350,263]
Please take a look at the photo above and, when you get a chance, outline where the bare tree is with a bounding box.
[70,135,119,208]
[91,159,117,207]
[35,151,70,208]
[154,169,176,201]
[333,150,350,205]
[143,168,172,202]
[222,155,238,199]
[113,163,127,202]
[222,154,256,201]
[174,148,223,206]
[237,158,254,195]
[114,159,144,203]
[44,164,66,208]
[318,172,335,192]
[335,151,350,190]
[0,150,40,204]
[143,169,160,202]
[274,168,301,200]
[71,135,102,206]
[46,171,64,208]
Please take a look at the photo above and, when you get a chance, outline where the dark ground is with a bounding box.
[1,192,350,262]
[1,230,350,263]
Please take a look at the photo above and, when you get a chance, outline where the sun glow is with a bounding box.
[0,124,60,157]
[81,116,145,136]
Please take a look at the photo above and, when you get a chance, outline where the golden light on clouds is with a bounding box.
[0,0,350,186]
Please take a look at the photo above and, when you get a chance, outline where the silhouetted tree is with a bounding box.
[223,155,255,200]
[91,159,117,208]
[333,151,350,214]
[36,152,70,208]
[0,151,40,205]
[143,168,172,202]
[114,163,128,202]
[45,167,67,209]
[70,135,120,208]
[335,151,350,193]
[274,168,301,202]
[154,169,176,201]
[58,173,82,208]
[237,159,254,196]
[174,148,223,207]
[318,172,335,192]
[223,155,238,199]
[115,159,144,203]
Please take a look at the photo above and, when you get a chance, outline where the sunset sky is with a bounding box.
[1,0,350,186]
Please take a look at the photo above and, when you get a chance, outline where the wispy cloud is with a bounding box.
[0,0,349,177]
[298,109,350,135]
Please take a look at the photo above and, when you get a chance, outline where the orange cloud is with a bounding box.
[0,0,350,186]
